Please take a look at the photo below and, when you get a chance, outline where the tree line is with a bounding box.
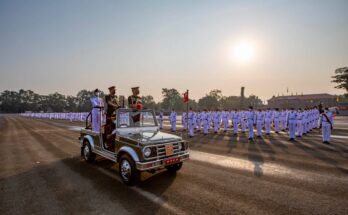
[0,88,263,113]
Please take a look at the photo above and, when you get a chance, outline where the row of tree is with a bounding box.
[0,88,263,113]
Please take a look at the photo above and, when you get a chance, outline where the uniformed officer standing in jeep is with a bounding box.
[128,86,142,109]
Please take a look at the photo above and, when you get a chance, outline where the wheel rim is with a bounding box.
[121,160,131,181]
[84,145,90,160]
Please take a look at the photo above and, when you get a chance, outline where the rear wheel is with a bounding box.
[166,162,183,172]
[119,154,140,186]
[82,141,96,163]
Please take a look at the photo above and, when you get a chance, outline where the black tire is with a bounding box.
[82,141,96,163]
[166,162,183,172]
[119,154,140,186]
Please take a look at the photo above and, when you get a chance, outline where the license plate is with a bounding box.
[165,157,180,165]
[165,144,174,156]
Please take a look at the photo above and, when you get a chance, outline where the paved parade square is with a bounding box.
[0,114,347,214]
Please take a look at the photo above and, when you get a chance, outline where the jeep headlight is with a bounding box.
[144,148,151,157]
[178,142,183,151]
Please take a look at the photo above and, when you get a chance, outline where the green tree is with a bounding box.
[76,90,94,112]
[332,67,348,97]
[220,96,240,110]
[65,96,78,112]
[245,95,263,108]
[47,92,66,112]
[160,88,184,111]
[142,95,157,110]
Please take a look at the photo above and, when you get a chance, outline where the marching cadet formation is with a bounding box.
[162,106,334,144]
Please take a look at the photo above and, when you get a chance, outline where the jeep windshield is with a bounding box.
[117,109,158,128]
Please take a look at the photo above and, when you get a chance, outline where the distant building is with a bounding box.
[267,93,338,108]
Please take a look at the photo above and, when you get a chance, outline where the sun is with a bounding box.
[231,41,255,63]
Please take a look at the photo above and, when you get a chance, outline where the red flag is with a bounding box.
[183,91,189,103]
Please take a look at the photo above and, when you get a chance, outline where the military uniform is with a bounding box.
[170,110,177,132]
[256,111,265,137]
[90,91,104,132]
[188,110,195,137]
[247,109,256,140]
[233,111,240,135]
[287,110,297,141]
[320,110,333,144]
[159,112,163,129]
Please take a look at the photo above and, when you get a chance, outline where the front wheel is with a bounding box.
[166,162,183,172]
[82,141,96,163]
[119,154,140,186]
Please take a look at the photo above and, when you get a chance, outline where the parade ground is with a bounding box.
[0,114,348,215]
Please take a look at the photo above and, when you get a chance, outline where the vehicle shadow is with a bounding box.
[0,157,171,215]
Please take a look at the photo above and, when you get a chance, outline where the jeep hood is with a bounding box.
[121,130,182,145]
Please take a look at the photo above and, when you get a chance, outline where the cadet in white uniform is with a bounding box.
[196,110,202,132]
[159,111,163,129]
[247,106,256,140]
[281,109,288,131]
[90,89,104,132]
[170,109,176,132]
[182,112,187,131]
[296,109,303,137]
[188,108,195,138]
[287,108,297,141]
[273,108,280,133]
[222,110,229,132]
[241,110,247,133]
[264,109,272,135]
[256,109,265,137]
[213,109,220,134]
[202,109,209,135]
[232,109,240,135]
[319,108,333,144]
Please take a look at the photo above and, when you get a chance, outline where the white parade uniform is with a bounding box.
[256,111,265,137]
[296,111,303,137]
[273,110,280,133]
[170,111,176,132]
[264,111,272,135]
[320,110,333,143]
[222,111,229,132]
[188,111,194,137]
[159,112,163,129]
[213,111,220,133]
[90,96,104,132]
[287,111,297,140]
[247,110,256,139]
[182,112,187,131]
[233,111,240,134]
[202,112,209,135]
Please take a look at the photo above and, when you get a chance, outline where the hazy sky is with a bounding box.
[1,0,347,102]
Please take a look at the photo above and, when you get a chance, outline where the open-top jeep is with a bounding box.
[79,108,189,185]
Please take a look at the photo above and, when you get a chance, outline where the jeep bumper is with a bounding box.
[136,153,189,171]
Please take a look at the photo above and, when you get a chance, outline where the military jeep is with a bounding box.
[79,108,189,185]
